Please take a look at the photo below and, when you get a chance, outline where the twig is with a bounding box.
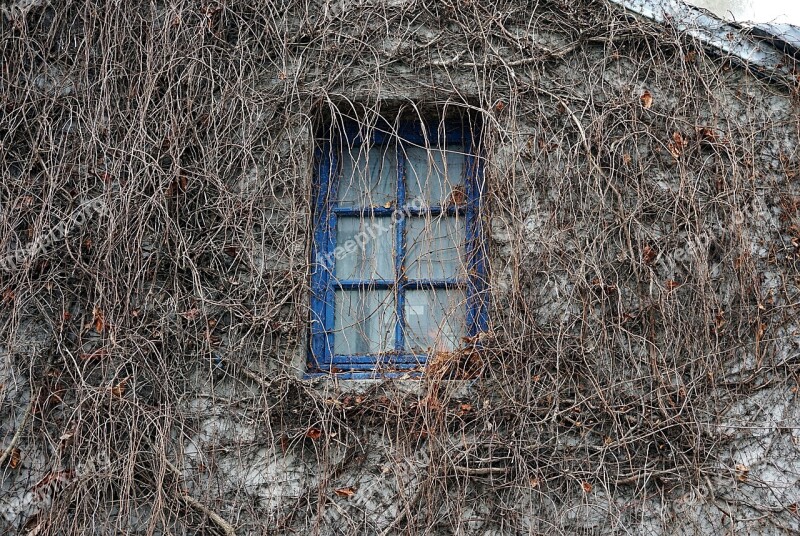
[0,399,33,468]
[164,459,236,536]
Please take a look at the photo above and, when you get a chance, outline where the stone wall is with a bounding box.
[1,1,799,534]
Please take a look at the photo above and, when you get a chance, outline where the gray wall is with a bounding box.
[1,1,799,534]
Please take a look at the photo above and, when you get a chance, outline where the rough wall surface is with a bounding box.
[1,1,799,534]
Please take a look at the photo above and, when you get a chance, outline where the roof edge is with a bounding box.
[612,0,798,86]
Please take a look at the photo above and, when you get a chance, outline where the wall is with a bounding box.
[1,1,800,534]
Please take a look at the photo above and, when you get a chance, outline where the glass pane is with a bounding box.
[334,290,395,355]
[338,145,396,208]
[405,144,465,207]
[404,289,466,353]
[335,217,394,280]
[405,216,465,280]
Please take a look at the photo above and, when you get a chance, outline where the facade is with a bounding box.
[1,0,800,534]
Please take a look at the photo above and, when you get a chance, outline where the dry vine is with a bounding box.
[1,0,799,534]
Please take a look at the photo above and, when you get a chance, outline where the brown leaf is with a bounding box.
[529,477,540,488]
[2,288,15,304]
[715,310,726,331]
[7,447,21,469]
[665,279,682,291]
[305,427,322,440]
[109,377,128,398]
[33,470,74,491]
[182,308,201,320]
[495,100,505,112]
[667,131,688,159]
[756,322,767,340]
[622,153,632,165]
[450,185,466,206]
[80,347,110,361]
[640,90,653,109]
[334,486,356,498]
[581,481,592,493]
[92,306,105,333]
[697,126,717,142]
[642,245,656,265]
[734,463,749,482]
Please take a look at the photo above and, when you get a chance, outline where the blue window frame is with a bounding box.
[309,117,487,377]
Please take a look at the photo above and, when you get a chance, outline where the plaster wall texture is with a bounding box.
[1,1,800,534]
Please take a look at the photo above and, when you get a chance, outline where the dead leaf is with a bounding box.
[685,50,697,62]
[33,470,74,491]
[109,377,128,398]
[450,185,466,206]
[697,126,717,142]
[581,481,592,493]
[529,477,540,488]
[182,308,201,320]
[622,153,632,165]
[665,279,682,291]
[92,306,105,333]
[495,100,505,112]
[459,403,472,414]
[668,131,688,158]
[642,245,656,265]
[756,322,767,340]
[640,90,653,109]
[735,463,749,481]
[80,347,110,361]
[715,310,726,330]
[7,447,21,469]
[305,427,322,440]
[2,288,15,304]
[334,486,356,498]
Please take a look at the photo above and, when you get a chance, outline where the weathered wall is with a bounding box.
[1,1,800,534]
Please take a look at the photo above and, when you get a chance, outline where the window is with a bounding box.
[309,116,487,377]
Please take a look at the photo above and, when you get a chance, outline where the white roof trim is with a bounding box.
[612,0,797,83]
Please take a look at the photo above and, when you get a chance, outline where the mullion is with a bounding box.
[332,206,463,217]
[394,143,407,352]
[310,143,334,368]
[322,144,341,365]
[464,133,488,336]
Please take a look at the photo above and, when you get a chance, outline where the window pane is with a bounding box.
[405,216,465,280]
[404,289,466,353]
[405,144,465,207]
[338,145,396,207]
[335,217,394,280]
[334,290,395,355]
